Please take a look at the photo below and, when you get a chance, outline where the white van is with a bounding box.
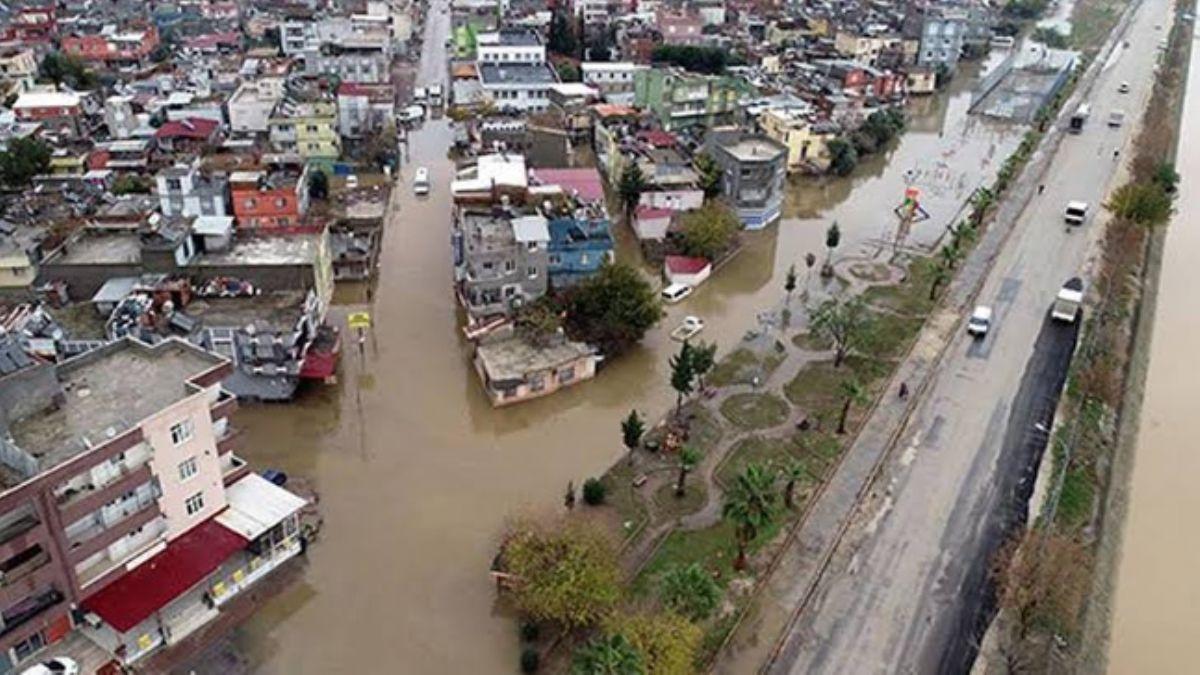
[1065,201,1089,225]
[966,305,992,337]
[413,167,430,195]
[1108,110,1126,127]
[661,282,693,304]
[414,86,428,103]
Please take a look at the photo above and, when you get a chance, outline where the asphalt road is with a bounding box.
[772,0,1174,672]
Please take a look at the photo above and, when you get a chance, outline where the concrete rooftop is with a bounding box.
[53,234,142,265]
[8,339,225,473]
[197,235,321,266]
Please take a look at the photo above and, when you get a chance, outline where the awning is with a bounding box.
[82,519,248,633]
[216,473,308,540]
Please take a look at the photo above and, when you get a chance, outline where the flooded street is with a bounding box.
[226,7,1020,672]
[1107,20,1200,674]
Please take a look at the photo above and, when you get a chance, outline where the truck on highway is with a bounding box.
[1051,278,1084,323]
[1069,103,1090,133]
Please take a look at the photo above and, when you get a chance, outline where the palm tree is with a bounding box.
[837,378,869,434]
[782,458,809,509]
[621,410,645,464]
[571,634,643,675]
[722,463,779,570]
[675,446,701,497]
[690,342,717,391]
[618,162,648,224]
[659,563,721,621]
[669,342,696,416]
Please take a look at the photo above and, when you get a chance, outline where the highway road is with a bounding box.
[769,0,1175,672]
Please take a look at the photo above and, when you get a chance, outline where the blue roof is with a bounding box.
[547,217,613,251]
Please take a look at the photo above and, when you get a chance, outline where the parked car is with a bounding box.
[21,658,79,675]
[399,104,425,124]
[414,167,430,195]
[670,316,706,341]
[1108,110,1126,127]
[966,305,992,337]
[660,282,693,304]
[1117,81,1130,94]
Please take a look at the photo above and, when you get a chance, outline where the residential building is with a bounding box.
[704,129,786,229]
[61,23,161,70]
[478,62,559,112]
[229,167,312,232]
[1,7,57,48]
[156,163,230,218]
[572,0,610,26]
[103,96,139,140]
[834,32,908,67]
[12,91,83,135]
[546,212,613,288]
[633,68,751,131]
[906,67,937,95]
[473,333,597,406]
[154,118,222,155]
[299,52,391,83]
[657,8,704,46]
[268,102,341,162]
[336,83,396,140]
[452,209,549,322]
[226,79,285,134]
[581,62,648,105]
[0,47,38,92]
[757,106,838,173]
[918,8,968,70]
[693,0,727,27]
[476,28,546,64]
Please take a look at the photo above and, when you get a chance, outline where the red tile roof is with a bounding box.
[82,518,248,633]
[530,168,605,203]
[635,204,674,219]
[665,255,710,275]
[637,129,676,148]
[155,117,219,140]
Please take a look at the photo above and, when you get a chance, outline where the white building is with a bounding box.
[478,62,559,112]
[336,82,396,139]
[581,62,648,105]
[226,79,284,134]
[476,28,546,64]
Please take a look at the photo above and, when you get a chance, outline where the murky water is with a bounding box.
[1107,23,1200,675]
[226,7,1020,673]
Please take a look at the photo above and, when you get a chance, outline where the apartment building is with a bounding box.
[757,106,838,173]
[0,337,305,670]
[477,62,559,112]
[633,68,751,131]
[704,129,786,230]
[156,162,230,218]
[918,8,968,70]
[581,62,648,105]
[268,102,341,162]
[452,209,549,322]
[336,83,396,139]
[476,28,545,64]
[226,79,285,134]
[0,48,37,93]
[61,23,160,70]
[229,167,313,232]
[12,91,83,135]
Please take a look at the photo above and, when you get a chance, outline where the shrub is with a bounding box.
[582,477,607,506]
[519,621,540,642]
[520,647,540,673]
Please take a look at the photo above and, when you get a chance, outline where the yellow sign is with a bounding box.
[138,633,154,650]
[348,312,371,329]
[232,568,245,583]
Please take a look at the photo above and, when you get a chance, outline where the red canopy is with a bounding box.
[82,518,247,633]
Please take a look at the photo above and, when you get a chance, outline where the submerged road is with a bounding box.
[770,0,1174,671]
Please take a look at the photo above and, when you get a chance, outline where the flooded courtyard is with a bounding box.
[224,10,1021,672]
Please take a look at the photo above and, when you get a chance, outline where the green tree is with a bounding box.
[502,519,622,628]
[928,240,965,301]
[837,379,869,434]
[658,563,721,621]
[651,45,730,74]
[669,342,696,414]
[563,262,662,355]
[366,121,398,169]
[827,138,858,177]
[0,137,51,186]
[618,162,648,223]
[111,174,149,195]
[515,298,563,348]
[571,634,643,675]
[785,264,798,303]
[1153,162,1180,193]
[39,52,95,89]
[675,446,701,497]
[809,297,871,368]
[722,463,779,570]
[690,341,717,390]
[556,61,581,82]
[678,202,738,261]
[1106,182,1174,227]
[694,151,723,200]
[605,610,701,675]
[307,169,329,199]
[548,10,579,57]
[621,410,645,463]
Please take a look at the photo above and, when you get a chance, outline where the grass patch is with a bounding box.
[784,358,870,417]
[1070,0,1125,55]
[716,436,796,487]
[653,480,707,519]
[861,257,938,316]
[1055,465,1095,530]
[645,403,725,454]
[598,461,650,543]
[792,331,832,351]
[720,393,789,430]
[632,521,740,596]
[860,311,925,360]
[708,348,760,387]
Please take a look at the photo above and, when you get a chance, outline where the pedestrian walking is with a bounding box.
[1038,184,1045,195]
[898,382,909,399]
[1113,149,1121,160]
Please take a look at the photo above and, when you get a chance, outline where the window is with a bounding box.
[170,419,194,445]
[13,631,44,662]
[179,457,198,481]
[526,241,538,251]
[504,259,516,273]
[527,266,538,279]
[185,492,205,516]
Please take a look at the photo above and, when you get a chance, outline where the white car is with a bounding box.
[413,167,430,195]
[660,282,693,304]
[670,316,706,341]
[399,105,425,124]
[966,305,992,337]
[21,657,79,675]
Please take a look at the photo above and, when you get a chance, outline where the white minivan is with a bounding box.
[967,305,992,337]
[1064,201,1089,225]
[661,282,693,304]
[413,167,430,195]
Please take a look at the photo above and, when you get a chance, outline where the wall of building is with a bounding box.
[143,386,226,540]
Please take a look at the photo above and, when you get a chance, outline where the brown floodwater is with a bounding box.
[1107,22,1200,675]
[226,8,1020,672]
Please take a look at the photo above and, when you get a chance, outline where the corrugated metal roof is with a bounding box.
[216,473,307,540]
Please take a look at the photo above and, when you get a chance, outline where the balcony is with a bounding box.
[75,516,167,590]
[216,426,244,456]
[210,393,238,423]
[0,511,39,552]
[0,588,64,639]
[58,462,154,525]
[220,453,250,487]
[67,499,161,567]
